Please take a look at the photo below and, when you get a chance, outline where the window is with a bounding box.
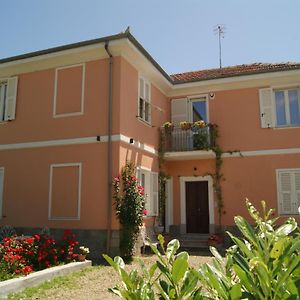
[0,77,18,122]
[171,96,209,125]
[259,87,300,128]
[275,89,300,126]
[138,77,151,123]
[137,168,158,216]
[0,168,4,219]
[277,169,300,215]
[190,97,208,123]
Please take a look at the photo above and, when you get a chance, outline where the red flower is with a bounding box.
[22,266,32,275]
[143,209,148,216]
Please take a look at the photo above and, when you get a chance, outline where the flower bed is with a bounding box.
[0,230,79,281]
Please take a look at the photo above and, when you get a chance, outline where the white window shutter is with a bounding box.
[171,98,189,125]
[139,78,145,99]
[145,82,150,101]
[151,172,159,216]
[0,168,4,219]
[5,77,18,121]
[259,88,274,128]
[278,172,293,214]
[294,171,300,213]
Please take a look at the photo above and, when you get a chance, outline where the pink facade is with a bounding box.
[0,32,299,255]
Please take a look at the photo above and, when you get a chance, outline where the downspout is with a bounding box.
[105,41,113,254]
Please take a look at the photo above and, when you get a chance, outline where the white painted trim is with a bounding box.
[0,134,158,156]
[165,177,173,233]
[0,167,4,220]
[53,63,85,118]
[179,176,214,234]
[0,39,125,69]
[222,147,300,158]
[48,162,82,221]
[165,150,215,160]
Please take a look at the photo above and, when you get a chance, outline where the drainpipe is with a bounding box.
[105,41,113,254]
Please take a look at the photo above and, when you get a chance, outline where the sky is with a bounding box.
[1,0,300,74]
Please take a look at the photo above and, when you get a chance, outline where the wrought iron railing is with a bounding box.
[161,125,215,152]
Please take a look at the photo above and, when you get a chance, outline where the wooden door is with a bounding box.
[186,181,209,233]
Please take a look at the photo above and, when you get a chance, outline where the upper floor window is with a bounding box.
[171,96,209,125]
[259,86,300,128]
[277,169,300,215]
[0,77,18,122]
[138,77,151,123]
[191,97,208,123]
[275,89,300,126]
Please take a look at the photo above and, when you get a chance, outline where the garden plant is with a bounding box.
[0,229,79,281]
[113,161,146,259]
[104,200,300,299]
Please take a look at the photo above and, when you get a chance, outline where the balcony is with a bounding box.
[161,125,216,160]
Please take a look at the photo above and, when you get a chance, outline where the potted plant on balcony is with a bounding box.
[179,121,192,130]
[163,121,174,133]
[192,120,206,129]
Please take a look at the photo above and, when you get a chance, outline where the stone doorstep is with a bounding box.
[0,260,92,299]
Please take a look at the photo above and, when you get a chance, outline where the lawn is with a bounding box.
[7,253,213,300]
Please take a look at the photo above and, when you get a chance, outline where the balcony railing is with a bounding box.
[161,125,215,152]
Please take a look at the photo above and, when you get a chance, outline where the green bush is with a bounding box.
[104,200,300,299]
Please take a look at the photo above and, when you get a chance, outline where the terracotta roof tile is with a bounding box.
[170,62,300,83]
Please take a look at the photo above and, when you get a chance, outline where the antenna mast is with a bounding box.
[214,24,226,69]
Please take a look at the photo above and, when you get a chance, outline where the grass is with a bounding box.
[7,266,97,300]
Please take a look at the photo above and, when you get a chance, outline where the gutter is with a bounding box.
[104,41,113,254]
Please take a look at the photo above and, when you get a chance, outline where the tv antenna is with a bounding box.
[214,24,226,69]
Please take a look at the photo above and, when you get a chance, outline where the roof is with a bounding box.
[1,32,300,85]
[170,62,300,84]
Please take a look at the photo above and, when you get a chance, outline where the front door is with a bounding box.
[186,181,209,233]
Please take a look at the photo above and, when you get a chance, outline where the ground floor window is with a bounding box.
[276,169,300,215]
[137,168,158,216]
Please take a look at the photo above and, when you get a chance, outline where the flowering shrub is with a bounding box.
[113,161,146,258]
[0,230,78,281]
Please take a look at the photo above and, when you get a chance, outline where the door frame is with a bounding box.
[179,176,214,234]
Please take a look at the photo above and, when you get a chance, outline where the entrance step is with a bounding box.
[172,234,210,249]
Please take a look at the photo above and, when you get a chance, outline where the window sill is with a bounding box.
[137,117,152,128]
[274,125,300,130]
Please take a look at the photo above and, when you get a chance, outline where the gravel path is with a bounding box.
[9,253,213,300]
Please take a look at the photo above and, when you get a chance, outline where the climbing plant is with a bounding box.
[113,161,145,258]
[159,123,241,231]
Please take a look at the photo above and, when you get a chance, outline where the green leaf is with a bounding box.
[166,239,180,259]
[270,238,286,259]
[172,252,189,283]
[180,270,199,296]
[275,222,297,237]
[234,216,259,248]
[229,283,242,300]
[149,262,158,278]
